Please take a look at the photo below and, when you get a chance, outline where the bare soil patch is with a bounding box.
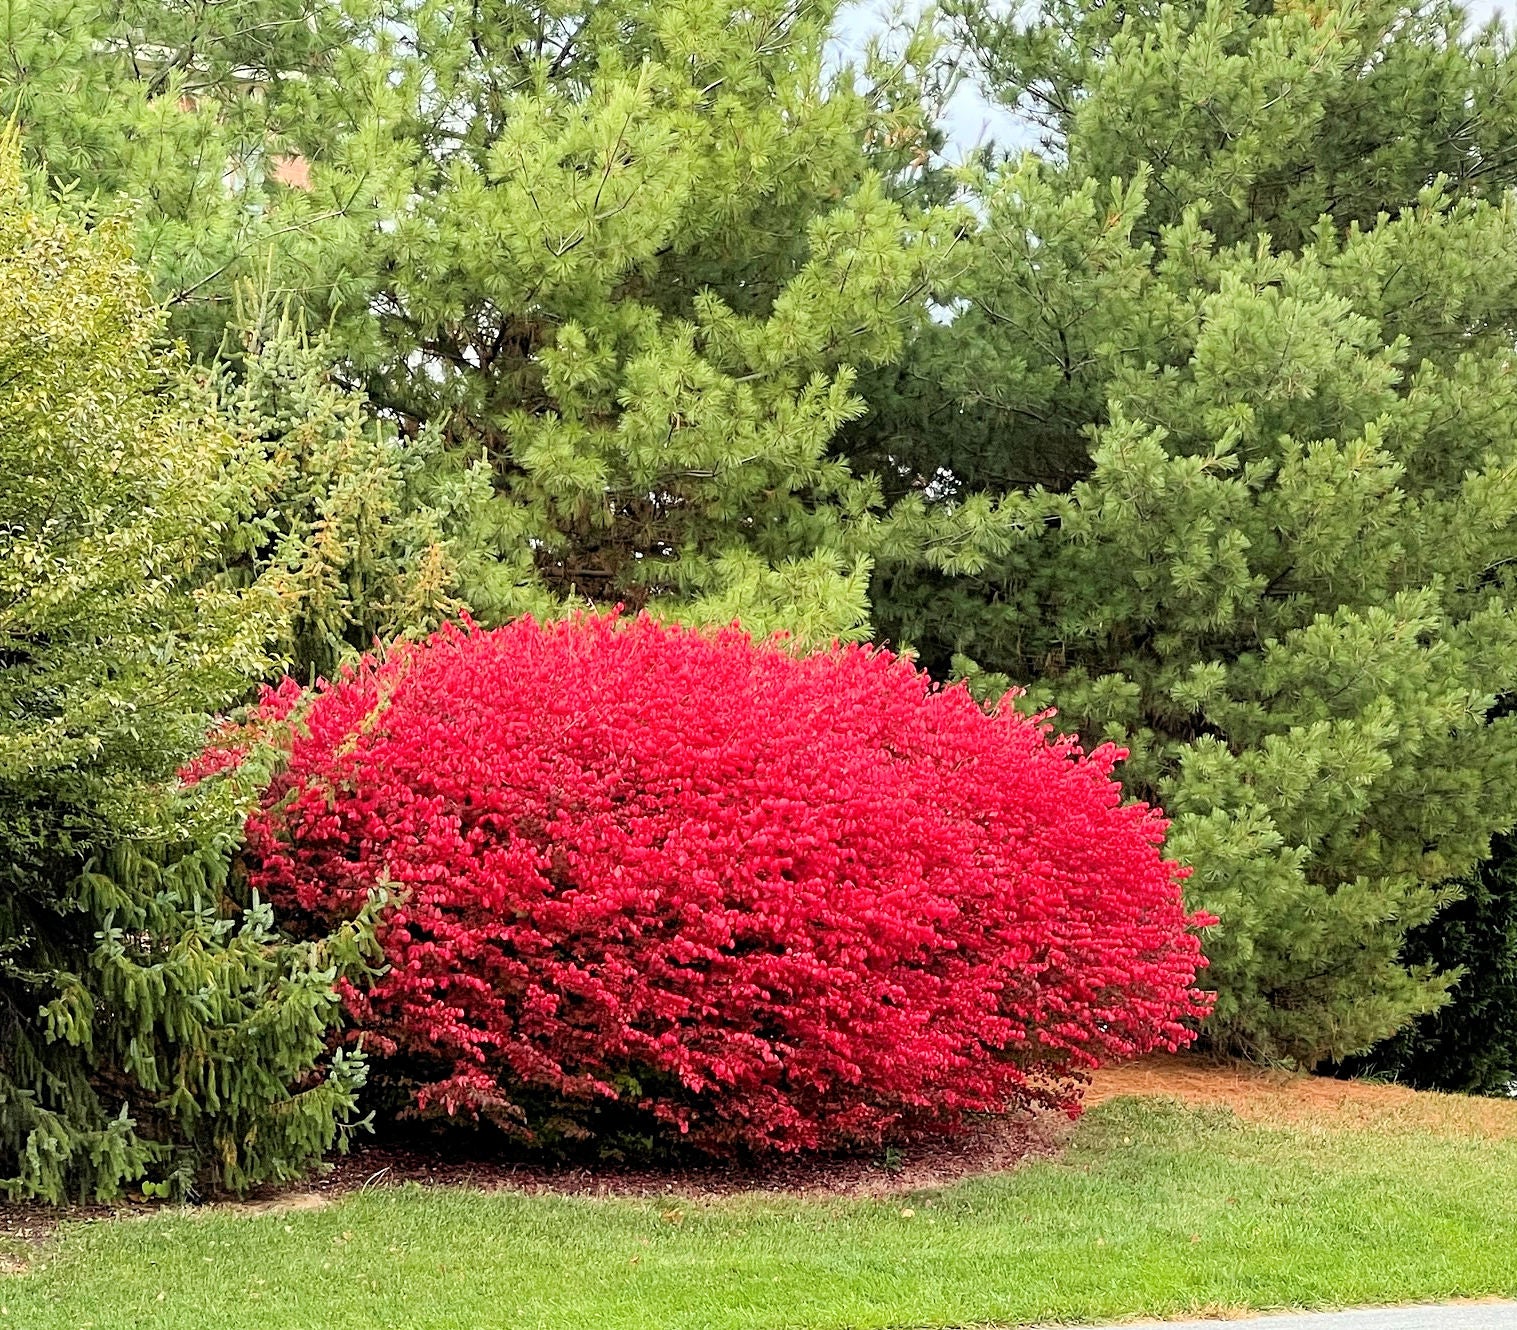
[0,1198,124,1253]
[1088,1053,1517,1138]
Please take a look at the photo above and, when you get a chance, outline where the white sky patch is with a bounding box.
[827,0,1029,159]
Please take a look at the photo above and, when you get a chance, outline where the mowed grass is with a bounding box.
[7,1096,1517,1330]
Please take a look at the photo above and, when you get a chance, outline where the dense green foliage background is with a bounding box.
[5,0,960,644]
[3,0,1516,1198]
[859,0,1517,1066]
[1339,832,1517,1094]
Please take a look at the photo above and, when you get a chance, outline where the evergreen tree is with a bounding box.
[953,0,1517,249]
[0,133,369,1202]
[1342,834,1517,1095]
[856,0,1517,1063]
[213,288,490,683]
[6,0,957,645]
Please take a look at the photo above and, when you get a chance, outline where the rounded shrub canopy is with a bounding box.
[243,614,1212,1153]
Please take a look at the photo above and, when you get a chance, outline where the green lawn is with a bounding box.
[6,1097,1517,1330]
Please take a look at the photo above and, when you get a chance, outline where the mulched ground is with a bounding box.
[256,1105,1072,1206]
[7,1053,1510,1242]
[1089,1054,1517,1138]
[0,1104,1070,1243]
[0,1198,118,1257]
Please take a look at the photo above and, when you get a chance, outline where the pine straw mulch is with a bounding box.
[5,1054,1514,1244]
[1088,1054,1517,1139]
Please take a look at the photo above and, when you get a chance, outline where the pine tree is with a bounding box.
[953,0,1517,249]
[6,0,957,645]
[856,0,1517,1063]
[0,133,369,1202]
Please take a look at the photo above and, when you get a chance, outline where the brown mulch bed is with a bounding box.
[0,1198,121,1255]
[0,1107,1071,1241]
[249,1105,1073,1208]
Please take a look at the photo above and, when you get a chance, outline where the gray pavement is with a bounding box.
[1059,1306,1517,1330]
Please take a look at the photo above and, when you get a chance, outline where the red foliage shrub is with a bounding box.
[241,614,1213,1153]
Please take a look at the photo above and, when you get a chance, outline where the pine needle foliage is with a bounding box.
[857,0,1517,1064]
[4,0,961,646]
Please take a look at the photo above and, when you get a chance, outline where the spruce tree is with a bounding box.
[212,288,491,683]
[6,0,955,644]
[0,134,369,1202]
[857,0,1517,1063]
